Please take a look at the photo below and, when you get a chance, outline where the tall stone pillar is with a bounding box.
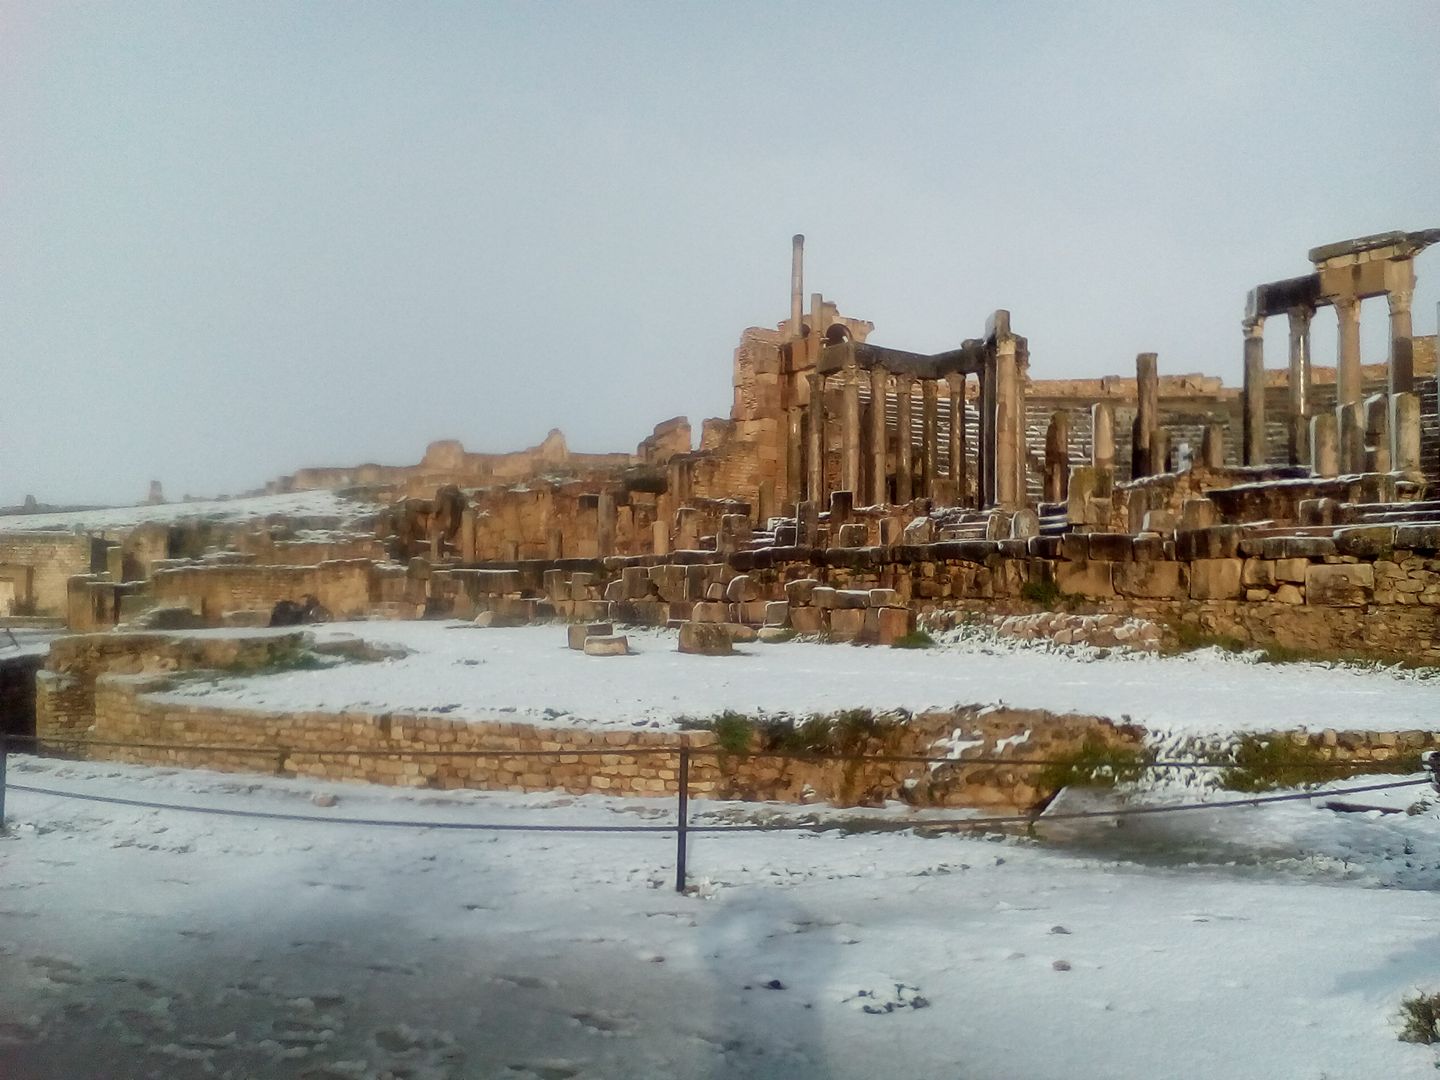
[1394,392,1422,474]
[785,407,803,505]
[869,365,888,505]
[978,361,996,507]
[1388,263,1416,397]
[840,365,861,497]
[1044,411,1070,503]
[790,234,805,338]
[1201,421,1225,469]
[895,373,914,504]
[920,379,939,500]
[1091,402,1114,473]
[994,338,1021,509]
[1334,296,1362,468]
[1242,318,1266,466]
[1310,413,1339,478]
[947,373,967,507]
[1132,352,1159,479]
[596,491,617,558]
[459,508,477,563]
[1286,306,1312,466]
[806,373,825,504]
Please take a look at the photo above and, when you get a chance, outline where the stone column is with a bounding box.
[652,520,670,556]
[840,365,861,497]
[806,373,825,503]
[1242,318,1266,466]
[1091,402,1114,473]
[459,508,477,563]
[1310,413,1339,478]
[1201,421,1225,469]
[869,365,888,505]
[895,373,914,504]
[596,491,617,558]
[785,408,803,507]
[947,373,967,507]
[790,234,804,338]
[1334,293,1362,416]
[1286,306,1312,466]
[1044,411,1070,503]
[1339,402,1366,474]
[1133,352,1159,478]
[1394,392,1422,474]
[1388,263,1416,397]
[979,360,996,507]
[995,338,1021,509]
[920,378,939,500]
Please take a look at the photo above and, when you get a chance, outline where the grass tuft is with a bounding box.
[1397,990,1440,1044]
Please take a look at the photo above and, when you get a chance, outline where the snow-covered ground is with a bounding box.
[1,756,1436,1079]
[0,490,373,534]
[157,621,1440,739]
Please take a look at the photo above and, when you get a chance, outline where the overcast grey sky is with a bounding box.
[2,1,1437,505]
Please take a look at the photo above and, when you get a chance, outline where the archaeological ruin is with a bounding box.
[2,228,1439,808]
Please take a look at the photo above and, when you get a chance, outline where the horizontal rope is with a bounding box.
[4,777,1428,835]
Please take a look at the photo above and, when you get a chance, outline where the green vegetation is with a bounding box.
[890,629,936,650]
[1019,577,1061,607]
[1036,736,1149,791]
[1397,990,1440,1044]
[1167,623,1440,674]
[681,707,901,758]
[1219,733,1421,792]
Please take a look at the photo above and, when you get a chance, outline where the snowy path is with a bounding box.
[1,757,1437,1079]
[156,621,1440,738]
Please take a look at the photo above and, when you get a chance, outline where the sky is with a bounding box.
[1,1,1437,506]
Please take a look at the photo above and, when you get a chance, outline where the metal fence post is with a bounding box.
[0,735,8,829]
[675,746,690,894]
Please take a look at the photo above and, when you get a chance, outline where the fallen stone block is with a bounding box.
[764,600,790,626]
[678,622,733,656]
[583,635,630,657]
[725,574,760,603]
[566,621,614,650]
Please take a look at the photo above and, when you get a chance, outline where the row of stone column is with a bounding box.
[1241,280,1421,475]
[799,363,1024,510]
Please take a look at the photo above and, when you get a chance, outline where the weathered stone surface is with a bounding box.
[834,589,871,609]
[726,623,759,643]
[1274,558,1309,584]
[789,606,824,634]
[785,578,820,606]
[1175,526,1242,561]
[1333,526,1395,558]
[678,621,733,655]
[1241,559,1276,588]
[904,518,934,544]
[810,587,838,609]
[1261,536,1337,560]
[583,634,629,656]
[1395,524,1440,553]
[725,574,760,602]
[868,588,901,608]
[1275,583,1304,605]
[828,608,866,641]
[621,565,652,600]
[1179,498,1219,530]
[1009,509,1040,540]
[837,523,869,548]
[1305,563,1373,607]
[1189,558,1244,600]
[1112,560,1187,599]
[764,600,790,626]
[873,606,912,645]
[690,601,728,623]
[757,626,792,643]
[1056,559,1114,599]
[1141,509,1177,533]
[1087,533,1134,562]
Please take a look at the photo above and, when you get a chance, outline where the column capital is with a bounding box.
[1332,294,1360,316]
[894,371,915,391]
[1286,304,1314,327]
[1242,316,1265,338]
[1389,287,1414,314]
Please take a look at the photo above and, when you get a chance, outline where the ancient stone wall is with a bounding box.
[149,560,386,622]
[0,532,97,616]
[73,670,1139,812]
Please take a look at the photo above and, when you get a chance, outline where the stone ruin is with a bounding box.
[1,228,1438,663]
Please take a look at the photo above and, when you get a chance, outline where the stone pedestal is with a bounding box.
[1044,411,1070,503]
[1364,394,1391,473]
[1393,392,1422,474]
[1338,401,1366,474]
[1091,402,1114,473]
[1201,422,1225,469]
